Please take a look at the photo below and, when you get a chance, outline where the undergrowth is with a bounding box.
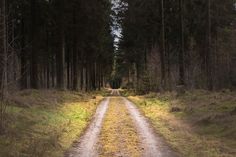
[0,90,103,157]
[129,90,236,157]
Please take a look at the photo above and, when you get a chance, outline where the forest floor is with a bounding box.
[0,89,108,157]
[128,90,236,157]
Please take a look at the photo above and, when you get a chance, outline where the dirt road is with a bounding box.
[66,90,178,157]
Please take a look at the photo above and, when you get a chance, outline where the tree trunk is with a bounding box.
[30,0,38,89]
[56,33,65,90]
[160,0,166,90]
[20,16,27,89]
[51,56,55,88]
[1,0,8,133]
[179,0,185,86]
[207,0,213,90]
[56,0,65,90]
[46,31,50,89]
[166,41,171,90]
[72,9,78,90]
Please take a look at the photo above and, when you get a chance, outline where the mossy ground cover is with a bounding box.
[0,90,104,157]
[98,97,142,157]
[128,90,236,157]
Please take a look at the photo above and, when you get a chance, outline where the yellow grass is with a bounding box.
[0,90,104,157]
[129,90,236,157]
[98,97,141,157]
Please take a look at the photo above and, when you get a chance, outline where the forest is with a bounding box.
[116,0,236,92]
[0,0,235,157]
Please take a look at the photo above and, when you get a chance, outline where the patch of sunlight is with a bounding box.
[0,90,103,157]
[129,92,236,157]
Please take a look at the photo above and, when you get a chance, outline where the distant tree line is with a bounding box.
[118,0,236,92]
[0,0,114,93]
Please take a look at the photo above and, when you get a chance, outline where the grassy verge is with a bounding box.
[0,90,104,157]
[98,97,141,157]
[129,90,236,157]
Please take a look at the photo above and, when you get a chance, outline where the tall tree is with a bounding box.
[206,0,213,90]
[56,0,65,90]
[30,0,38,89]
[179,0,185,86]
[160,0,166,89]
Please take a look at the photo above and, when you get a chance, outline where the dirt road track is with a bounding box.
[66,90,178,157]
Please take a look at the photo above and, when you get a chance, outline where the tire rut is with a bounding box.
[123,97,179,157]
[66,98,110,157]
